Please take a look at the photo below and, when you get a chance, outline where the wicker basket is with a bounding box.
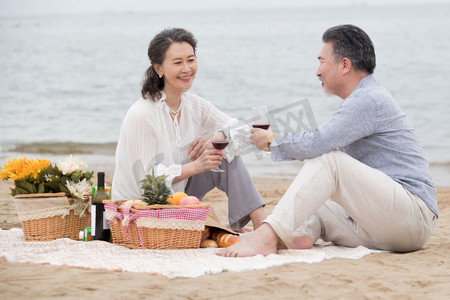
[14,193,91,241]
[103,200,135,248]
[104,200,210,249]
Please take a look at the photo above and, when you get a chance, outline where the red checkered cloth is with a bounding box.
[105,203,131,225]
[135,208,209,221]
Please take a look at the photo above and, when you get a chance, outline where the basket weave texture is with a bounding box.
[14,193,90,241]
[104,200,210,249]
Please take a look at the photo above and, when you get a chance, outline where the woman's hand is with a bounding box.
[187,132,224,161]
[250,128,274,151]
[193,148,224,172]
[174,147,223,184]
[187,134,211,161]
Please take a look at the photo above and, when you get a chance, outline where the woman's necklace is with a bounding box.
[166,102,182,147]
[168,105,181,119]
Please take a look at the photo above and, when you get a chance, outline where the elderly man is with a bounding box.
[218,24,437,257]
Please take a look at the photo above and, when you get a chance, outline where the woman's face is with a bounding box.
[155,41,197,95]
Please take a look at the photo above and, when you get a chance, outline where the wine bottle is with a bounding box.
[91,172,111,241]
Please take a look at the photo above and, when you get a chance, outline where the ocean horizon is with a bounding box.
[1,4,449,185]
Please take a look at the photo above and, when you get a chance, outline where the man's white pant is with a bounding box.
[265,151,437,252]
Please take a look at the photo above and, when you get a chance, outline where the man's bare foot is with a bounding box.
[216,223,278,257]
[290,235,313,249]
[249,206,267,230]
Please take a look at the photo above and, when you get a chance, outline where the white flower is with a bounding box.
[56,155,88,174]
[66,178,92,199]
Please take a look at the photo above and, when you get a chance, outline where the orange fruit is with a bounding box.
[166,192,188,205]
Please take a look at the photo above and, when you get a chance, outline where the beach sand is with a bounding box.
[0,172,449,299]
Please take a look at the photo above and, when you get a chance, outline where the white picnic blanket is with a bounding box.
[0,228,381,278]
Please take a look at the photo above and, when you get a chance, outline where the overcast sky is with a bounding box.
[0,0,447,17]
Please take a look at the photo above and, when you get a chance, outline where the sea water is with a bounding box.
[1,4,449,185]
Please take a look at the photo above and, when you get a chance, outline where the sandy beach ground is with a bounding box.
[1,171,449,299]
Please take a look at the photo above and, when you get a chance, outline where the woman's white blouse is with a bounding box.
[112,92,250,200]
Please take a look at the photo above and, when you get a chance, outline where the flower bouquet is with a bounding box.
[1,155,94,241]
[1,155,93,197]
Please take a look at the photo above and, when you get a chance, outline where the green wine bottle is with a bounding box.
[91,172,111,241]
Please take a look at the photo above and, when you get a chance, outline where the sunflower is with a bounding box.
[25,158,51,179]
[0,157,50,181]
[2,156,93,196]
[0,157,28,180]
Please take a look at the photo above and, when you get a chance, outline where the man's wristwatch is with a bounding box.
[267,134,275,149]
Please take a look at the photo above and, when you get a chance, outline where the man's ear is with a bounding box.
[341,57,352,75]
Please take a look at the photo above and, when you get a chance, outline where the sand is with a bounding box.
[1,173,449,299]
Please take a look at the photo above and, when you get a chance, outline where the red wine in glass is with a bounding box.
[252,124,270,130]
[212,141,229,150]
[211,140,228,172]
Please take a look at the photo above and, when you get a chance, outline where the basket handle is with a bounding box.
[125,213,144,247]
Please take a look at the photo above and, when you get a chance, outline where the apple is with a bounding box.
[179,196,201,205]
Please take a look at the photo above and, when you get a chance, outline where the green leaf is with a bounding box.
[15,179,36,194]
[45,181,60,192]
[71,170,82,183]
[84,171,94,181]
[51,166,64,176]
[12,187,29,196]
[59,183,69,195]
[60,175,69,183]
[38,182,45,193]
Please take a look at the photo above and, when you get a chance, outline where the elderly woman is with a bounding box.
[112,28,266,230]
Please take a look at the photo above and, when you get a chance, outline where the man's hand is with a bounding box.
[250,128,274,152]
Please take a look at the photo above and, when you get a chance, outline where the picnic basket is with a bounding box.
[14,192,91,241]
[104,200,210,249]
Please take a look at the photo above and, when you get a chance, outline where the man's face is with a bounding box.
[316,42,340,96]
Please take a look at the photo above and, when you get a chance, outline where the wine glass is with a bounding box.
[251,105,270,159]
[211,125,230,173]
[251,105,270,130]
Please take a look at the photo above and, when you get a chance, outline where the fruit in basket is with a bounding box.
[140,169,172,205]
[179,196,201,205]
[166,192,188,205]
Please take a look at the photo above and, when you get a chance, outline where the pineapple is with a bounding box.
[140,169,172,205]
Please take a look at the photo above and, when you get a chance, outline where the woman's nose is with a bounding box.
[182,62,190,72]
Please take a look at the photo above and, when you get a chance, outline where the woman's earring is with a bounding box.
[159,74,163,78]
